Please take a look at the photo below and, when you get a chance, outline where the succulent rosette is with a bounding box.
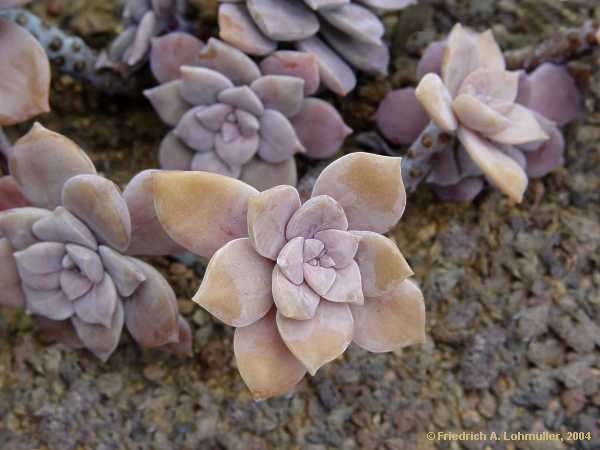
[218,0,416,95]
[0,124,191,361]
[97,0,193,74]
[145,37,352,190]
[140,152,426,399]
[374,23,583,202]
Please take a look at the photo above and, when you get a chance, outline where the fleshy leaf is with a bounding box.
[351,231,413,298]
[250,75,305,118]
[158,132,194,170]
[351,279,425,352]
[10,123,96,209]
[174,106,216,152]
[525,119,565,178]
[296,35,356,96]
[519,63,583,126]
[487,104,548,145]
[234,309,307,400]
[375,88,429,146]
[160,315,193,357]
[303,263,336,296]
[312,152,405,234]
[239,157,298,192]
[13,241,65,274]
[190,152,241,178]
[320,23,389,75]
[441,24,480,97]
[180,66,234,106]
[431,177,484,202]
[258,109,305,163]
[23,286,74,320]
[150,32,204,83]
[0,176,30,211]
[452,93,509,135]
[62,175,132,252]
[286,195,348,240]
[319,3,383,45]
[247,185,301,260]
[32,206,98,250]
[0,238,25,308]
[123,170,185,256]
[153,171,258,258]
[260,51,320,96]
[276,301,353,375]
[19,269,60,291]
[73,274,119,328]
[457,68,519,104]
[193,238,274,327]
[219,3,277,56]
[277,236,305,285]
[416,39,445,80]
[291,98,352,159]
[196,38,261,86]
[321,261,364,304]
[314,229,359,269]
[72,301,124,362]
[218,86,264,116]
[124,259,179,348]
[457,126,528,203]
[246,0,319,41]
[0,207,49,250]
[0,17,50,125]
[415,73,457,133]
[65,244,104,284]
[144,80,190,126]
[99,246,146,297]
[272,266,320,320]
[60,270,92,300]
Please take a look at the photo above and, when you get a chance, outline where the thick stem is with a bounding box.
[505,20,599,71]
[401,122,453,193]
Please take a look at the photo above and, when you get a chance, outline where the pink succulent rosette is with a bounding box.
[144,36,352,191]
[375,23,582,202]
[145,152,426,399]
[0,124,191,361]
[218,0,417,95]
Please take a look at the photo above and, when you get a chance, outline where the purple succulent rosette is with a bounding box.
[218,0,416,95]
[0,124,191,361]
[145,37,352,191]
[374,24,583,202]
[143,152,426,399]
[97,0,193,75]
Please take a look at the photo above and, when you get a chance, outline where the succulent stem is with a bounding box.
[506,20,599,71]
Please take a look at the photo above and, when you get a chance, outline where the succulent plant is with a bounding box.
[374,23,582,202]
[0,124,191,361]
[218,0,416,95]
[145,36,352,190]
[97,0,195,75]
[137,152,426,399]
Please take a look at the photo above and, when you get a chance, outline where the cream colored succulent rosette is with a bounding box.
[138,152,426,399]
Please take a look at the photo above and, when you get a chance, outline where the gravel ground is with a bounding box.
[1,0,599,449]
